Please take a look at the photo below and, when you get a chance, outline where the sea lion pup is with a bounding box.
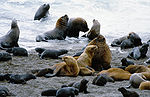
[6,47,28,56]
[92,74,107,86]
[139,81,150,90]
[87,19,100,40]
[35,47,68,59]
[0,86,15,97]
[111,36,127,47]
[4,74,36,84]
[128,73,146,88]
[97,68,131,81]
[94,73,114,83]
[34,4,50,20]
[118,87,139,97]
[43,56,80,77]
[77,45,98,75]
[56,87,79,97]
[125,65,150,74]
[36,15,69,42]
[127,43,149,60]
[0,19,20,49]
[0,52,12,61]
[118,58,134,70]
[41,89,57,96]
[67,79,89,93]
[66,17,89,38]
[88,35,112,70]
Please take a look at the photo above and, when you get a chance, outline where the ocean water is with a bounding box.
[0,0,150,50]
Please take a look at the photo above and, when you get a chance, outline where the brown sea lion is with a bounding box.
[97,68,131,81]
[125,65,150,74]
[88,35,112,70]
[139,81,150,90]
[34,4,50,20]
[77,45,97,75]
[87,19,100,40]
[43,56,80,77]
[0,19,20,49]
[36,15,69,42]
[66,17,89,38]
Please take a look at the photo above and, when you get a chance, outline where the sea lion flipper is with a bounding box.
[44,73,56,78]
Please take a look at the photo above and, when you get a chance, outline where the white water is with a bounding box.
[0,0,149,50]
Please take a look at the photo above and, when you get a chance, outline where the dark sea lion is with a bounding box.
[35,68,53,77]
[36,15,69,42]
[121,58,134,67]
[56,87,79,97]
[88,35,112,70]
[92,74,107,86]
[0,74,5,81]
[66,17,89,38]
[96,74,114,82]
[0,19,20,49]
[87,19,100,40]
[6,47,28,56]
[4,74,36,84]
[0,86,15,97]
[68,79,89,93]
[111,36,127,47]
[39,49,68,59]
[121,39,134,49]
[34,4,50,20]
[0,52,12,61]
[41,89,57,96]
[118,87,139,97]
[145,58,150,64]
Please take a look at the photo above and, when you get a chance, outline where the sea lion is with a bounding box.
[97,68,131,81]
[35,48,68,59]
[66,17,89,38]
[128,73,146,88]
[95,73,115,83]
[139,81,150,90]
[0,19,20,49]
[6,47,28,56]
[127,43,149,60]
[111,36,127,47]
[41,89,57,96]
[42,56,80,77]
[121,58,134,67]
[125,65,150,74]
[56,87,79,97]
[0,52,12,61]
[4,74,36,84]
[0,86,15,97]
[88,35,112,70]
[68,79,89,93]
[87,19,100,40]
[77,45,98,75]
[0,74,5,81]
[121,39,134,49]
[34,4,50,20]
[36,14,69,42]
[118,87,139,97]
[92,74,107,86]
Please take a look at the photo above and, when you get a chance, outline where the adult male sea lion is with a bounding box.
[87,19,100,40]
[36,15,69,42]
[34,4,50,20]
[0,19,20,49]
[66,17,89,38]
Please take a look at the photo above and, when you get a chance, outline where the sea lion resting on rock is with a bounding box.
[34,4,50,20]
[6,47,28,56]
[35,47,68,59]
[88,35,112,70]
[139,81,150,90]
[36,15,69,42]
[127,43,149,60]
[97,68,131,81]
[87,19,100,40]
[66,17,89,38]
[118,87,139,97]
[0,19,20,49]
[77,45,98,75]
[128,73,146,88]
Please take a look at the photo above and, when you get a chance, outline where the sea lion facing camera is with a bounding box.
[36,15,69,42]
[88,35,112,70]
[0,19,20,49]
[34,4,50,20]
[66,17,89,38]
[87,19,100,40]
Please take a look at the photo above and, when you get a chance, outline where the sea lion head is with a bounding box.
[11,19,18,28]
[78,18,89,32]
[43,4,50,10]
[89,35,106,45]
[56,14,69,29]
[62,56,76,65]
[85,45,98,54]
